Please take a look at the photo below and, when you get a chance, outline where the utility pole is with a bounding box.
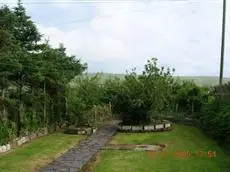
[219,0,226,85]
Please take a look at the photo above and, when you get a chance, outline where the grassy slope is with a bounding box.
[0,133,83,172]
[87,73,230,86]
[93,124,230,172]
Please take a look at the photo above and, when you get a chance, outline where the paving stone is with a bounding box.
[144,125,155,131]
[165,123,171,128]
[155,124,164,130]
[131,126,143,131]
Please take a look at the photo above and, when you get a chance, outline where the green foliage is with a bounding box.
[67,73,105,126]
[12,0,42,51]
[0,1,86,142]
[103,58,176,124]
[102,58,210,126]
[200,82,230,142]
[171,81,209,117]
[83,104,112,128]
[67,74,114,128]
[0,121,17,145]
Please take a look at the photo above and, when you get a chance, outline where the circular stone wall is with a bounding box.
[118,121,172,132]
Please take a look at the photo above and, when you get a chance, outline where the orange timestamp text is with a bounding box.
[147,150,216,159]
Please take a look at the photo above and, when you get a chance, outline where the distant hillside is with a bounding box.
[86,73,230,86]
[175,76,230,86]
[87,73,125,80]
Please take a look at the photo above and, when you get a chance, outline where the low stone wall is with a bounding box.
[118,122,172,132]
[0,128,48,154]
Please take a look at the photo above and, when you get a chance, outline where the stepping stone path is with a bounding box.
[40,120,120,172]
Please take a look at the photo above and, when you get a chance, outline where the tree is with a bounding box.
[12,0,42,51]
[0,1,86,137]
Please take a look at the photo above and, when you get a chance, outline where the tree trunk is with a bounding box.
[49,97,54,131]
[1,89,7,121]
[191,102,194,115]
[65,96,69,126]
[17,84,23,137]
[175,103,178,113]
[32,88,36,128]
[43,82,47,127]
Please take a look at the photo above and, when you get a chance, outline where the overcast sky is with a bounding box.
[1,0,230,76]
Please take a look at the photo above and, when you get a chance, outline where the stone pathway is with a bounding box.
[40,121,119,172]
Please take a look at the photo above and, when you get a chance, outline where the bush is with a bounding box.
[171,81,209,118]
[67,73,105,126]
[103,58,176,125]
[200,82,230,142]
[83,104,112,128]
[0,121,17,145]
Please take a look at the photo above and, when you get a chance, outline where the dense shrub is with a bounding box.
[0,121,17,145]
[67,73,106,126]
[102,77,125,113]
[200,82,230,142]
[171,81,209,118]
[83,104,112,128]
[102,58,209,125]
[101,58,176,124]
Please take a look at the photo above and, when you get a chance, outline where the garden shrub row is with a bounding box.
[199,83,230,143]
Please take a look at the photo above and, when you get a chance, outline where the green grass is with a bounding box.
[0,133,83,172]
[93,125,230,172]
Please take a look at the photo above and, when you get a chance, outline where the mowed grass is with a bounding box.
[0,133,83,172]
[93,125,230,172]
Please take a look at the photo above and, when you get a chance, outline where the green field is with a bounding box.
[87,73,230,86]
[0,133,83,172]
[93,124,230,172]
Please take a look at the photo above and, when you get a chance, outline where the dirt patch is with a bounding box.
[33,158,54,172]
[102,144,166,151]
[108,139,119,145]
[80,153,101,172]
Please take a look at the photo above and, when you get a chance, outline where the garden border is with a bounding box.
[0,127,48,154]
[118,121,173,132]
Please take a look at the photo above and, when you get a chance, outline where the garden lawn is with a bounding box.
[93,124,230,172]
[0,133,83,172]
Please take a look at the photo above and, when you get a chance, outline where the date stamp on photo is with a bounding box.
[147,150,217,159]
